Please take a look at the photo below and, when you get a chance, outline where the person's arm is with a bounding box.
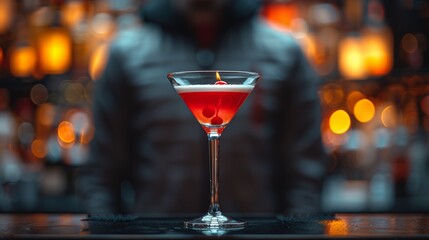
[79,43,132,214]
[279,41,328,214]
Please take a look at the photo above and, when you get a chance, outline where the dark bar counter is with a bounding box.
[1,213,429,239]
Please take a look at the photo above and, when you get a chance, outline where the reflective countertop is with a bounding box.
[0,213,428,239]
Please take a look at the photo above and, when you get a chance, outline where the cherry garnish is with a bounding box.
[211,116,223,125]
[215,80,228,85]
[202,106,215,118]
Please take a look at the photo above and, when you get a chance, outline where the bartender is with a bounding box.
[80,0,328,214]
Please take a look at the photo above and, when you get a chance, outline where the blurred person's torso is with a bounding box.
[104,0,320,214]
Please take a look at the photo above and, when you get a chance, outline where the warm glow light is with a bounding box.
[91,13,115,38]
[62,1,85,27]
[10,46,37,77]
[346,91,365,111]
[329,110,351,134]
[363,32,392,76]
[58,121,75,144]
[263,3,298,29]
[300,34,318,66]
[325,219,349,236]
[0,0,13,33]
[36,103,56,127]
[31,139,47,159]
[39,29,71,74]
[339,36,367,79]
[354,98,375,123]
[381,105,397,128]
[89,43,109,80]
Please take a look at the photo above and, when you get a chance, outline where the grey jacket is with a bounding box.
[80,1,327,214]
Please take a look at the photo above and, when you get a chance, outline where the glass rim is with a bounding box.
[167,70,260,78]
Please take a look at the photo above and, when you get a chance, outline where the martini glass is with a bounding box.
[167,70,260,229]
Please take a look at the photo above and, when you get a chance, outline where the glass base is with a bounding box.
[184,213,245,230]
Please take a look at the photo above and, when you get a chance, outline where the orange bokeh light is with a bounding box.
[339,36,367,80]
[62,1,85,27]
[89,43,109,80]
[57,121,75,144]
[381,105,397,128]
[10,46,37,77]
[363,32,393,76]
[36,103,56,127]
[263,3,298,30]
[354,98,375,123]
[31,138,47,159]
[0,0,14,33]
[329,110,351,134]
[346,91,365,112]
[39,28,71,74]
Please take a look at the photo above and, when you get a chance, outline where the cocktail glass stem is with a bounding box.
[208,132,221,215]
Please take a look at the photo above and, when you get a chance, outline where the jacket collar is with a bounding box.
[140,0,262,33]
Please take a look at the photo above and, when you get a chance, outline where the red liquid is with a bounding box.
[177,87,251,133]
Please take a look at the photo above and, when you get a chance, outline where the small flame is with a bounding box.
[216,71,221,82]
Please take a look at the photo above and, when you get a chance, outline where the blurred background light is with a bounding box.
[89,43,109,80]
[329,110,351,134]
[10,46,37,77]
[36,103,56,127]
[39,28,72,74]
[57,121,75,145]
[346,91,365,112]
[339,36,368,80]
[31,138,48,159]
[62,0,85,27]
[0,0,14,33]
[30,6,54,27]
[362,29,392,76]
[353,98,375,123]
[263,2,298,30]
[381,105,397,128]
[91,13,115,38]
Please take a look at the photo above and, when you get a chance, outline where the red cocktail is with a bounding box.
[176,85,252,134]
[168,71,260,230]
